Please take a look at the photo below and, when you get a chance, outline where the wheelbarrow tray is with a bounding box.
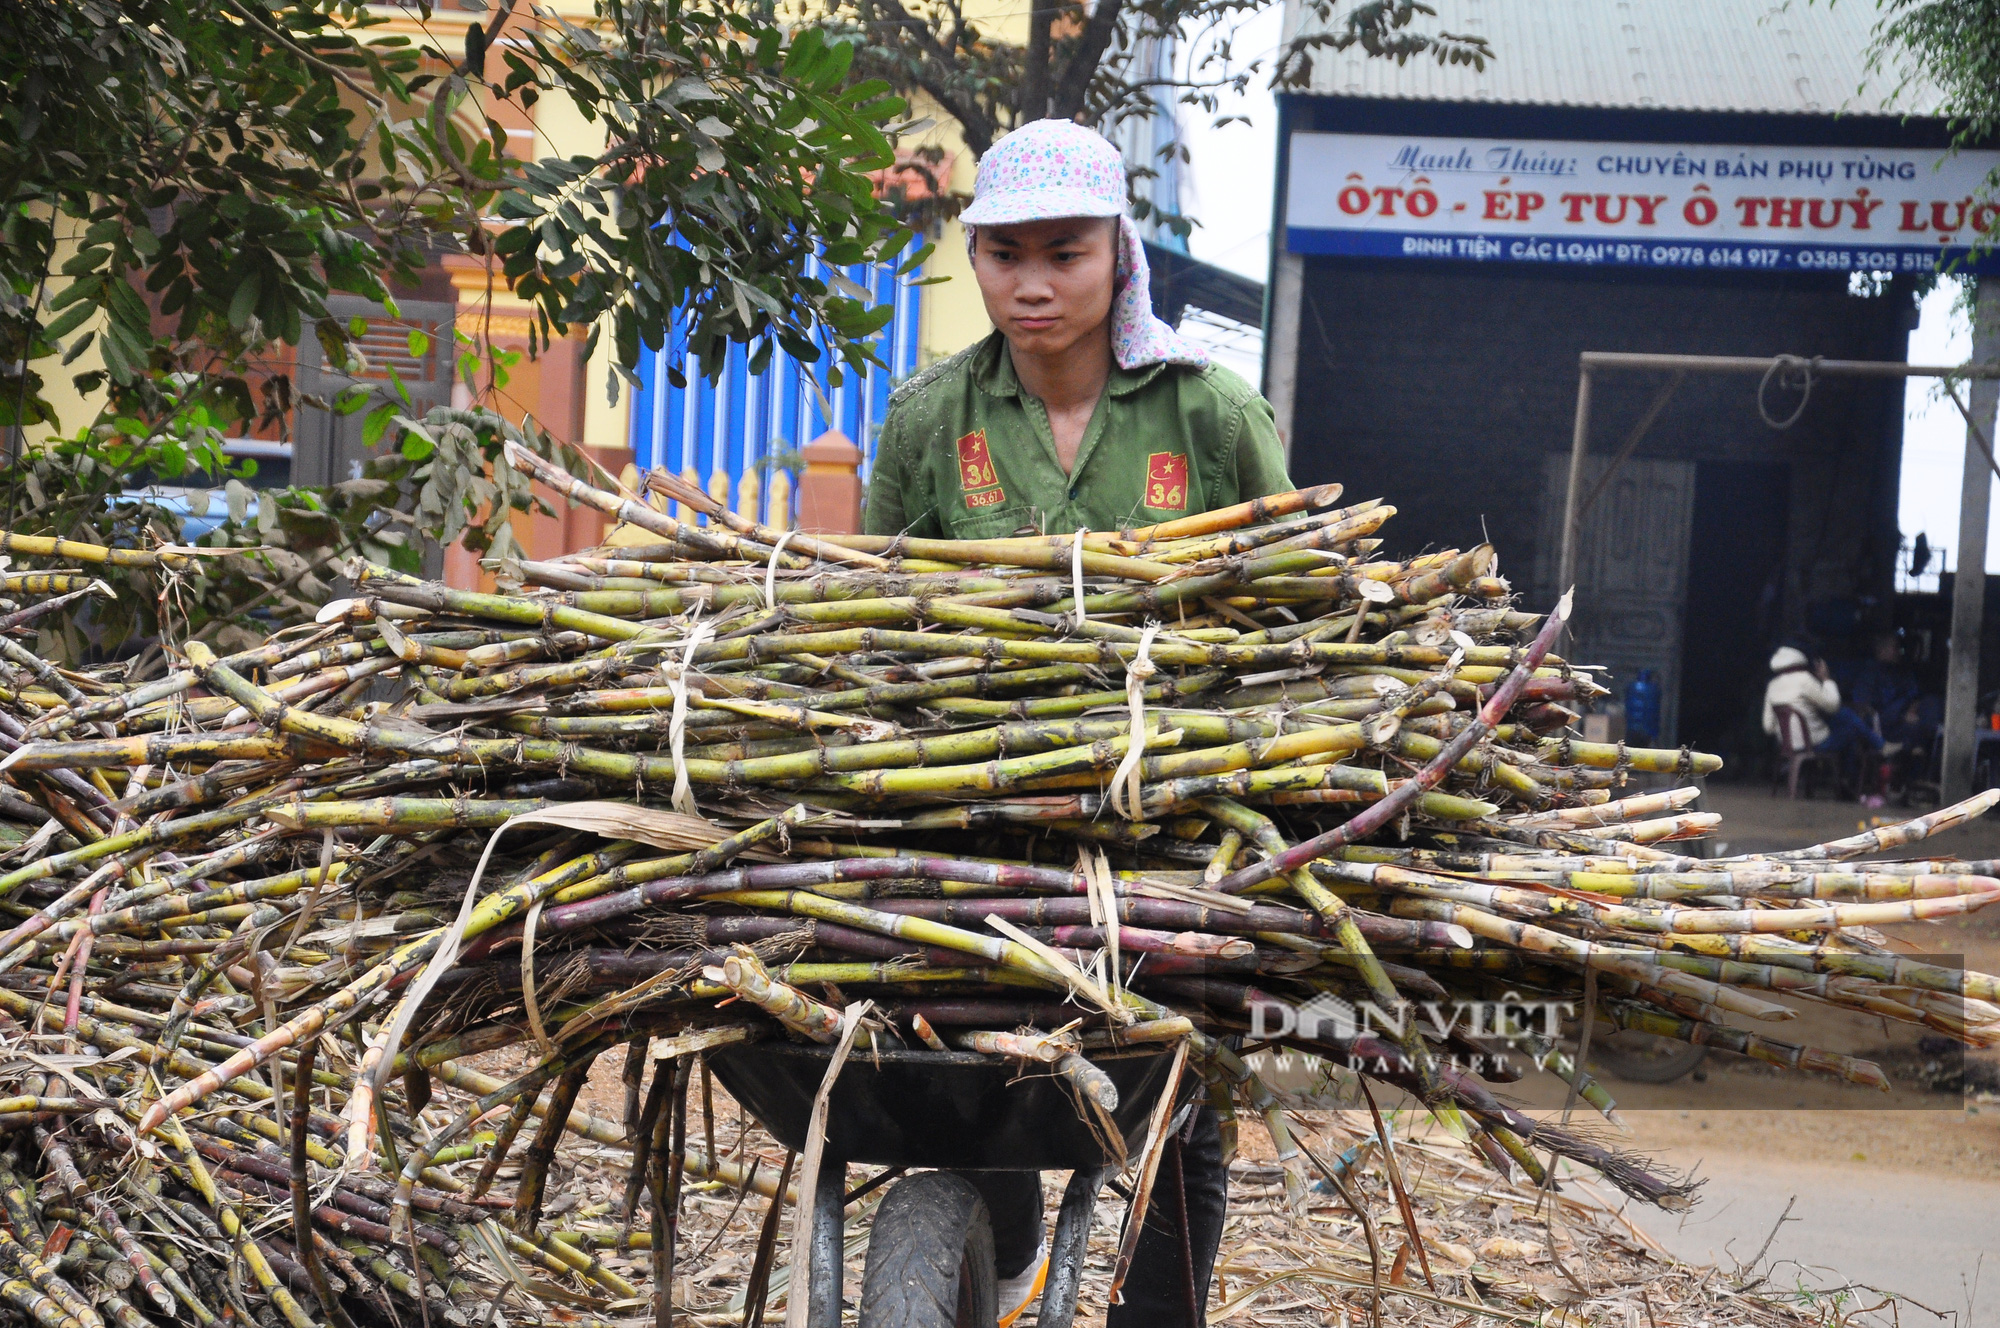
[709,1041,1178,1171]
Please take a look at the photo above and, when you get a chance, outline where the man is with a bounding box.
[865,121,1292,541]
[1763,644,1882,796]
[867,118,1294,1327]
[1847,632,1932,804]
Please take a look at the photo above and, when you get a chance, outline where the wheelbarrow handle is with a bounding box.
[1036,1165,1109,1328]
[808,1154,846,1328]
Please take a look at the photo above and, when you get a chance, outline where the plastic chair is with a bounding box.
[1770,704,1836,799]
[1899,723,1943,807]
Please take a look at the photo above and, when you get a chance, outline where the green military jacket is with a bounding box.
[864,331,1293,538]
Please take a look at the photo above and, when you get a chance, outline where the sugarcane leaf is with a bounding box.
[356,800,756,1110]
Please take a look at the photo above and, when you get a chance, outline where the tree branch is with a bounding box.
[426,0,521,188]
[217,0,388,111]
[1020,0,1056,124]
[1049,0,1127,122]
[858,0,997,152]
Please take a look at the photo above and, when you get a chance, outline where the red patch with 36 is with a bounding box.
[956,430,1000,502]
[1145,451,1190,511]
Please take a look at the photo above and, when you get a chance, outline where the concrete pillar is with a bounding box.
[1264,252,1305,461]
[796,430,863,534]
[1941,278,2000,804]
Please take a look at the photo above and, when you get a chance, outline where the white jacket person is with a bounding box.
[1762,646,1839,747]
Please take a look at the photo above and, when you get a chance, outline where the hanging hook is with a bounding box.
[1757,354,1820,429]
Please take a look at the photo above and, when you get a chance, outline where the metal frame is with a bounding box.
[800,1163,1108,1328]
[1560,351,2000,593]
[1559,349,2000,799]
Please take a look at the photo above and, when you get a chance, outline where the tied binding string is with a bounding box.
[764,529,802,613]
[1070,528,1090,632]
[1109,623,1161,820]
[665,616,718,815]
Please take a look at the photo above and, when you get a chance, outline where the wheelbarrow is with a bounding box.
[708,1040,1186,1328]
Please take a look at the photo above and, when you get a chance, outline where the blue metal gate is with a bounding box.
[628,257,925,527]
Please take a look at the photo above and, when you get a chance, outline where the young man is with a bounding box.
[867,118,1294,1327]
[865,118,1292,541]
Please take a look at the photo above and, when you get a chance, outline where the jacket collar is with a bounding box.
[969,330,1169,401]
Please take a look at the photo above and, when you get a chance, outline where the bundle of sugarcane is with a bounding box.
[0,447,1988,1328]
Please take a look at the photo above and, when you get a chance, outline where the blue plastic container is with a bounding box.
[1626,668,1661,747]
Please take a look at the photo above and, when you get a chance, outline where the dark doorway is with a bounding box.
[1679,460,1791,774]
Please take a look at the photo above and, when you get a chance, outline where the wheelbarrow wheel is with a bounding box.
[858,1172,998,1328]
[1589,1030,1709,1084]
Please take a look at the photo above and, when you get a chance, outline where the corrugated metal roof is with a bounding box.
[1286,0,1942,116]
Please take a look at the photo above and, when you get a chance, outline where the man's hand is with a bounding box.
[1812,659,1832,682]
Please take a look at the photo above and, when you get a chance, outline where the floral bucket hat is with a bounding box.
[960,118,1207,371]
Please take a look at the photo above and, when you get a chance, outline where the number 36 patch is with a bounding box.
[1145,451,1189,511]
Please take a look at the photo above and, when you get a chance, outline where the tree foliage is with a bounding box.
[0,0,920,654]
[1867,1,2000,196]
[823,0,1489,219]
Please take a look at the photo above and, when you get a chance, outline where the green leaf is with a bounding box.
[42,302,94,343]
[362,402,398,447]
[59,246,112,278]
[228,274,263,330]
[46,275,104,311]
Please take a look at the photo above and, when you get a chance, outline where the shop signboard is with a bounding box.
[1285,131,2000,273]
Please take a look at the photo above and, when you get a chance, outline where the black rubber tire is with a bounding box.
[1589,1032,1710,1084]
[859,1172,999,1328]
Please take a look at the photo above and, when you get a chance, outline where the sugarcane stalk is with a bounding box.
[954,1028,1076,1062]
[1211,594,1572,894]
[709,949,843,1043]
[289,1038,353,1328]
[471,1094,535,1201]
[509,1056,594,1233]
[650,1054,691,1328]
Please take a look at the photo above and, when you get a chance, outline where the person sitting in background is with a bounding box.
[1763,645,1883,798]
[1849,634,1920,733]
[1848,633,1937,799]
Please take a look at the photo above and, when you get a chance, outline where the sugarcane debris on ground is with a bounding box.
[508,1070,1911,1327]
[0,457,1987,1328]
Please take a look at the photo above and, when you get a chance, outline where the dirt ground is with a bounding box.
[461,1045,1886,1328]
[1692,781,2000,865]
